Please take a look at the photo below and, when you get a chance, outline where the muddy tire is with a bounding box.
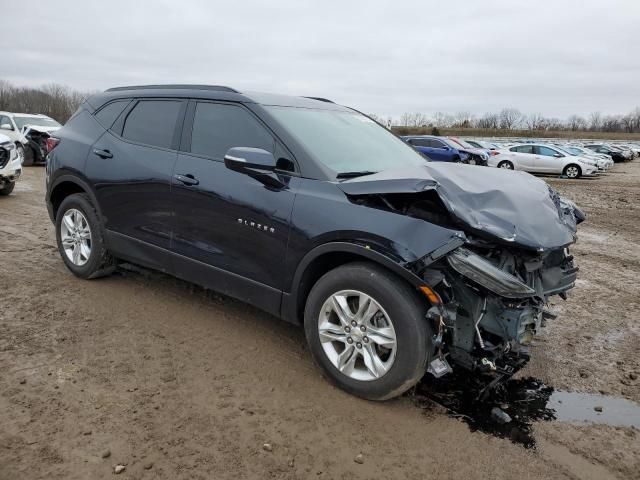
[304,262,433,401]
[21,145,34,166]
[498,160,514,170]
[0,181,15,196]
[563,164,581,179]
[55,193,115,279]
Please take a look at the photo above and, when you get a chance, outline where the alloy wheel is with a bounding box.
[566,166,579,178]
[317,290,397,381]
[60,209,92,266]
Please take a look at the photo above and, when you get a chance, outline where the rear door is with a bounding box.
[169,100,298,313]
[509,145,535,170]
[86,98,186,254]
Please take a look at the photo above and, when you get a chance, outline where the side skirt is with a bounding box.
[105,230,282,317]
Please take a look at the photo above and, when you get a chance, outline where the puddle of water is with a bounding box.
[413,373,640,448]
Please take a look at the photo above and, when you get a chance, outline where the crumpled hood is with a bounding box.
[337,163,584,251]
[22,125,60,135]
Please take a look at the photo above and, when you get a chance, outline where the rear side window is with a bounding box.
[190,102,274,160]
[122,100,182,149]
[510,145,533,154]
[95,100,130,129]
[409,138,430,147]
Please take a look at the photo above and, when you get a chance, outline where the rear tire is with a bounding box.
[498,160,514,169]
[0,181,15,196]
[304,262,433,401]
[55,193,115,279]
[563,164,581,178]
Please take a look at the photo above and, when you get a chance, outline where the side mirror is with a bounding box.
[553,153,563,158]
[224,147,286,189]
[441,145,450,150]
[224,147,276,174]
[0,123,13,130]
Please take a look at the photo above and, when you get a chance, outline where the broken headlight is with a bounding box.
[447,248,536,299]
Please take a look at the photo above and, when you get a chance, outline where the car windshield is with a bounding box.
[265,106,426,176]
[567,147,584,155]
[13,116,61,130]
[554,146,576,156]
[449,137,475,149]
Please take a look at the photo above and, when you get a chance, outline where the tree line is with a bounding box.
[0,80,92,124]
[372,107,640,133]
[1,79,639,133]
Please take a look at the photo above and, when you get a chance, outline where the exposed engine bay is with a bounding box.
[23,126,53,165]
[339,162,585,383]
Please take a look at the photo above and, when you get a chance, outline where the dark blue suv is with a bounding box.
[45,85,581,401]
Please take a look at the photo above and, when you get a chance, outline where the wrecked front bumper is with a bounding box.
[421,243,578,377]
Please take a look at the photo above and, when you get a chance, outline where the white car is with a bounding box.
[0,133,21,195]
[0,111,62,165]
[563,145,613,171]
[489,143,598,178]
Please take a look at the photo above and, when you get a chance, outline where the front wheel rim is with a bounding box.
[318,290,397,382]
[500,162,512,169]
[566,166,579,178]
[60,209,92,266]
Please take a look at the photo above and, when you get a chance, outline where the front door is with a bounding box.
[169,101,298,311]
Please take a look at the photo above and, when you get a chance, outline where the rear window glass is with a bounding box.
[95,100,130,129]
[122,100,182,149]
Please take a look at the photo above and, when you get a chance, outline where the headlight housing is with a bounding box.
[447,248,536,298]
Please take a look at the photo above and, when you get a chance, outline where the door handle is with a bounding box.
[174,173,199,186]
[92,148,113,159]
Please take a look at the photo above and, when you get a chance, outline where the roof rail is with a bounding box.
[303,96,335,103]
[105,84,239,93]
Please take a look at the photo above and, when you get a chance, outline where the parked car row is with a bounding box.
[401,135,491,166]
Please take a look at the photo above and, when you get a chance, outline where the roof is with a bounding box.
[0,111,51,118]
[87,84,348,112]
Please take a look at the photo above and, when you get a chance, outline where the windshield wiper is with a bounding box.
[336,171,378,180]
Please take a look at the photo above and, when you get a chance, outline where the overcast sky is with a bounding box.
[4,0,640,119]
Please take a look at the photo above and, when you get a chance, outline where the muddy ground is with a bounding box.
[1,163,639,480]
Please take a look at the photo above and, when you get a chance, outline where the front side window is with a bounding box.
[537,146,559,157]
[0,116,12,129]
[265,106,425,175]
[122,100,182,149]
[190,102,274,159]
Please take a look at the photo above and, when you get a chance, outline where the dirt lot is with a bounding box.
[1,164,639,480]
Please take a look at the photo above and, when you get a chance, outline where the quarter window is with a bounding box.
[95,100,130,129]
[190,103,274,159]
[122,100,182,149]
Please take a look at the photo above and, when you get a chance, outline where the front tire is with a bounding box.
[563,164,581,178]
[0,181,15,196]
[498,160,514,169]
[55,193,115,279]
[304,262,433,401]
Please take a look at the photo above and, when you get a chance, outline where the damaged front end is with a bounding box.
[339,163,584,382]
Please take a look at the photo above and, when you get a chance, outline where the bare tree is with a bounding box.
[476,112,499,129]
[498,108,523,130]
[588,111,602,131]
[525,113,546,130]
[567,115,587,131]
[452,111,474,128]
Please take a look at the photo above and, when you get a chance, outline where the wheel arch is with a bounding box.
[282,242,428,325]
[48,175,102,223]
